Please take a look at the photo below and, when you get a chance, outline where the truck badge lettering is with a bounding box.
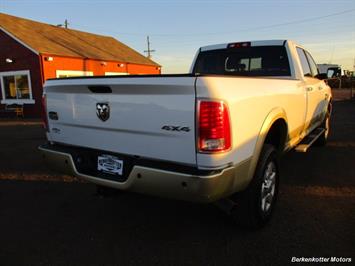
[161,125,190,132]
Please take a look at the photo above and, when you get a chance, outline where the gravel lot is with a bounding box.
[0,94,354,265]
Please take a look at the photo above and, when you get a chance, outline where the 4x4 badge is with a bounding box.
[161,125,190,132]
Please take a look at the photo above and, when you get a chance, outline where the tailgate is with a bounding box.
[45,76,197,165]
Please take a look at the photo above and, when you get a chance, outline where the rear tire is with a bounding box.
[315,111,330,146]
[230,144,279,229]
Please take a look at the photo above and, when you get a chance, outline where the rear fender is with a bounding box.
[245,107,288,186]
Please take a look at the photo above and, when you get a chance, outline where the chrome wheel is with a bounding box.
[261,161,276,213]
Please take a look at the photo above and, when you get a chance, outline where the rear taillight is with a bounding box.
[41,94,49,132]
[197,100,231,153]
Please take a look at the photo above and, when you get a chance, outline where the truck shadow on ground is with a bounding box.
[1,176,354,266]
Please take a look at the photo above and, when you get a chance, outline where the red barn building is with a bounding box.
[0,13,161,117]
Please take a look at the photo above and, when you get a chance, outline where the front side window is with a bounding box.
[0,71,32,103]
[296,48,312,77]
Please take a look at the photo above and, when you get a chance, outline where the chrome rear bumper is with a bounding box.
[39,144,251,203]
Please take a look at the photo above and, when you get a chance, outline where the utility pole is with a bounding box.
[144,36,155,59]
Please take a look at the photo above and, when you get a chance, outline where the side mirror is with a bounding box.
[327,69,335,78]
[316,73,328,80]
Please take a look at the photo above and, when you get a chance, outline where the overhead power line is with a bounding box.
[148,8,355,37]
[71,8,354,38]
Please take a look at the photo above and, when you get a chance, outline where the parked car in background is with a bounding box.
[317,63,342,78]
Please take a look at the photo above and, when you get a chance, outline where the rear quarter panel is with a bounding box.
[196,76,305,169]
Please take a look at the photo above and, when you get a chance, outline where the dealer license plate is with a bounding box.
[97,154,123,176]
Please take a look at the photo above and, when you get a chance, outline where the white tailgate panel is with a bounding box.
[45,77,197,165]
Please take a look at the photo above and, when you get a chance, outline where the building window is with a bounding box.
[0,70,34,104]
[56,70,94,78]
[105,72,129,76]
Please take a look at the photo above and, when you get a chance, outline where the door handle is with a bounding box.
[88,86,112,93]
[306,87,313,91]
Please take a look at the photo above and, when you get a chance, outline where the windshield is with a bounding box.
[193,46,291,77]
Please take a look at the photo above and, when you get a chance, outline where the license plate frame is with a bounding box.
[97,154,123,176]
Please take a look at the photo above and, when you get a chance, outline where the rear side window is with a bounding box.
[296,48,312,77]
[193,46,291,76]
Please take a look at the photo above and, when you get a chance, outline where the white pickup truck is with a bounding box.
[39,40,332,228]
